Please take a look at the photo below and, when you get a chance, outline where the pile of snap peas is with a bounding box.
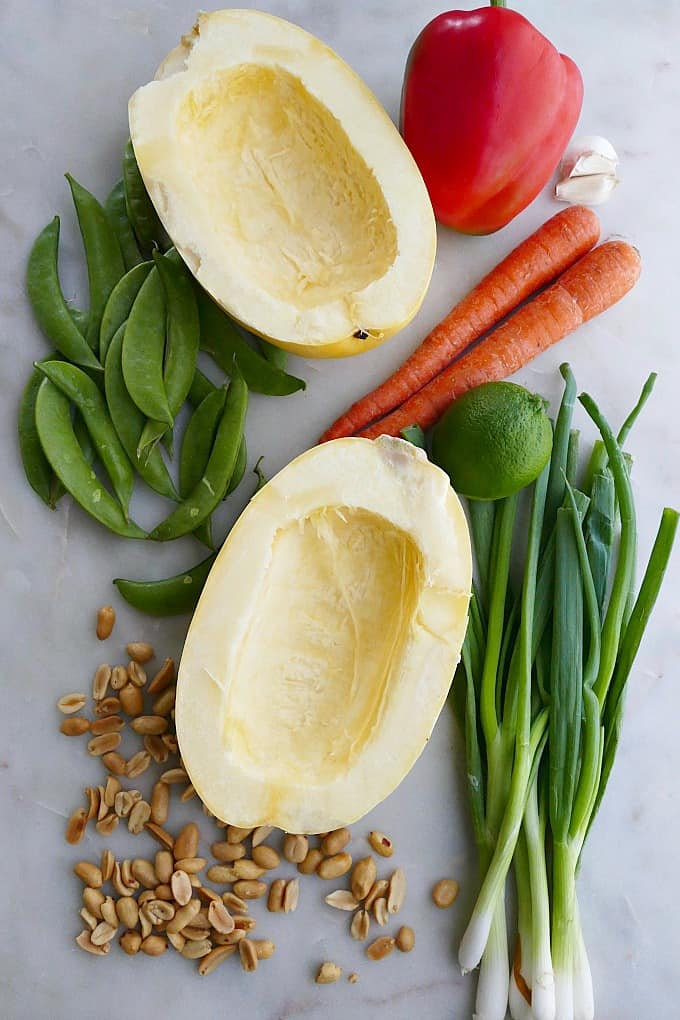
[19,140,306,614]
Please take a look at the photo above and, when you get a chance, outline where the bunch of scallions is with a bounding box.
[451,364,678,1020]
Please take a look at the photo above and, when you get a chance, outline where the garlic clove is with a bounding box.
[555,134,620,206]
[560,134,619,176]
[555,173,619,207]
[569,151,618,177]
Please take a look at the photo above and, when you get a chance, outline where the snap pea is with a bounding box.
[69,306,89,337]
[73,411,96,467]
[183,390,232,548]
[258,337,289,371]
[156,249,200,407]
[185,373,223,537]
[104,179,143,271]
[18,362,58,508]
[179,387,227,499]
[49,413,96,508]
[138,415,173,463]
[185,369,224,522]
[19,353,98,509]
[187,367,218,408]
[253,456,268,492]
[150,373,248,541]
[99,261,153,366]
[122,139,168,253]
[36,360,135,518]
[137,422,170,464]
[227,436,247,496]
[197,290,305,396]
[138,249,200,457]
[140,424,175,465]
[193,517,216,550]
[34,379,145,538]
[26,217,102,371]
[122,268,173,426]
[49,474,66,508]
[181,391,245,503]
[114,552,217,616]
[104,325,178,501]
[66,174,125,353]
[50,414,96,509]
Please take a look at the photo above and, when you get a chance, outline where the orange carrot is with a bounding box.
[319,205,600,443]
[358,241,641,440]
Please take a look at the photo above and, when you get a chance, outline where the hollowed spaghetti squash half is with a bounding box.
[176,437,471,833]
[128,9,436,358]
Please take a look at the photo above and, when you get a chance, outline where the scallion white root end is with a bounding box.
[473,901,510,1020]
[572,900,595,1020]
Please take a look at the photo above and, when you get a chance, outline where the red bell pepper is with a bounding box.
[401,2,583,234]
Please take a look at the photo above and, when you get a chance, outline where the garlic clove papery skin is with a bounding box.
[555,134,620,206]
[555,173,619,206]
[569,151,618,176]
[560,134,619,176]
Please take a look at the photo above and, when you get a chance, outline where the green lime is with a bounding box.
[431,382,553,500]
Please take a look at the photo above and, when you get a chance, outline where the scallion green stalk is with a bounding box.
[460,468,548,973]
[583,372,656,490]
[579,392,638,709]
[455,366,676,1020]
[543,364,577,536]
[480,495,518,748]
[592,506,679,825]
[468,499,497,610]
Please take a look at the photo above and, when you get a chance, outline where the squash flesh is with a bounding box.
[177,65,398,310]
[176,437,471,832]
[225,507,421,784]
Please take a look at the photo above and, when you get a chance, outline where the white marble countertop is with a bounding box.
[1,2,678,1018]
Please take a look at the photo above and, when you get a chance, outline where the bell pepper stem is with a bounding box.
[490,1,507,7]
